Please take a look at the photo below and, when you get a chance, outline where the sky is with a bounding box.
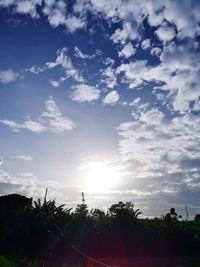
[0,0,200,218]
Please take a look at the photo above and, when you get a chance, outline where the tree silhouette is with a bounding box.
[0,193,200,266]
[109,201,141,224]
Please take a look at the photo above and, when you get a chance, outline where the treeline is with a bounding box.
[0,193,200,266]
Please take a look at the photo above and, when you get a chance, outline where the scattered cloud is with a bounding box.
[151,47,162,57]
[43,1,67,27]
[70,84,100,102]
[117,41,200,113]
[118,42,136,59]
[111,22,139,45]
[0,69,18,84]
[118,108,200,191]
[0,96,75,134]
[26,65,45,74]
[141,39,151,50]
[101,65,117,89]
[65,15,86,33]
[155,25,176,42]
[103,57,115,66]
[74,46,97,59]
[0,169,49,199]
[46,47,85,83]
[27,47,85,87]
[1,0,200,42]
[129,97,141,106]
[50,80,60,88]
[1,0,200,212]
[102,90,119,106]
[15,0,41,18]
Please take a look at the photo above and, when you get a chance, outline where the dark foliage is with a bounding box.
[0,193,200,266]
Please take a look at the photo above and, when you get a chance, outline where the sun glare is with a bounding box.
[84,162,120,193]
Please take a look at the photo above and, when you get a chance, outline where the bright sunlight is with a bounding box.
[84,162,121,193]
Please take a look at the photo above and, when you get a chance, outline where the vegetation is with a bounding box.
[0,256,15,267]
[0,193,200,267]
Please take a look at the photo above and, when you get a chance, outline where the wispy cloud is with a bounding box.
[100,65,117,89]
[74,46,101,59]
[26,47,85,87]
[10,155,33,161]
[0,96,75,134]
[0,169,82,207]
[46,47,85,83]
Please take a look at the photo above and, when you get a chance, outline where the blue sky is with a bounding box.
[0,0,200,218]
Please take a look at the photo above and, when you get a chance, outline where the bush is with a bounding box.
[0,256,15,267]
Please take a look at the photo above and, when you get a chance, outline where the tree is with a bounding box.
[194,214,200,222]
[109,201,141,225]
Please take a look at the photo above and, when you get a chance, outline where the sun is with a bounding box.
[84,162,120,193]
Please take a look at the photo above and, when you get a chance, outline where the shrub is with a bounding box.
[0,256,15,267]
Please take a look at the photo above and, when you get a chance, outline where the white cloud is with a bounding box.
[70,84,100,102]
[50,80,60,87]
[27,47,85,85]
[0,96,75,134]
[10,155,33,161]
[0,169,47,198]
[155,25,176,42]
[0,0,15,7]
[46,47,85,83]
[0,69,18,84]
[15,0,42,18]
[129,97,140,106]
[43,4,66,27]
[65,16,86,33]
[141,39,151,50]
[43,0,86,32]
[26,65,45,74]
[87,0,200,41]
[74,46,95,59]
[118,42,136,59]
[111,22,139,45]
[103,57,115,66]
[147,2,164,27]
[1,0,200,41]
[118,108,200,185]
[163,0,200,39]
[0,118,45,133]
[101,65,117,89]
[102,90,119,106]
[117,41,200,113]
[150,47,162,57]
[0,157,3,166]
[39,96,75,133]
[23,119,46,133]
[116,60,148,89]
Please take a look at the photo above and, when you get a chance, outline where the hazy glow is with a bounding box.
[84,162,120,193]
